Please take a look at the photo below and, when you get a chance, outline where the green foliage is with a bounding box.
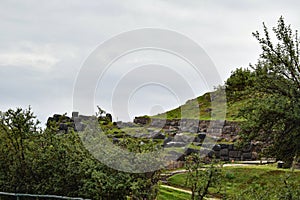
[225,67,255,102]
[167,165,300,199]
[185,154,223,200]
[0,107,161,199]
[239,16,300,167]
[0,107,41,193]
[152,90,247,121]
[231,171,300,200]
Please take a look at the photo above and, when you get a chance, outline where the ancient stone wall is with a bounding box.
[134,117,240,142]
[133,117,260,161]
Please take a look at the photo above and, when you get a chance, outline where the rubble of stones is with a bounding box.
[46,111,110,133]
[132,117,260,161]
[46,113,259,162]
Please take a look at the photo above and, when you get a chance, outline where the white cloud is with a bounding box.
[0,52,59,70]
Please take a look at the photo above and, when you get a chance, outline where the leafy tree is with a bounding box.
[240,17,300,167]
[225,67,255,102]
[185,154,223,200]
[0,107,161,199]
[0,107,41,193]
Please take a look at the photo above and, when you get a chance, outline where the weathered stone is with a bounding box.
[73,117,82,124]
[242,152,252,160]
[47,114,75,133]
[165,142,186,147]
[214,151,220,158]
[207,151,215,158]
[134,116,151,125]
[185,148,200,155]
[198,133,206,140]
[106,113,112,122]
[212,144,221,151]
[75,123,85,131]
[228,144,234,150]
[242,144,252,152]
[251,152,258,160]
[220,144,229,149]
[59,123,69,133]
[166,151,185,161]
[221,156,229,161]
[193,142,202,147]
[229,151,241,158]
[72,112,79,118]
[151,132,165,140]
[220,148,229,156]
[222,125,232,134]
[112,137,119,144]
[163,137,173,146]
[174,134,194,143]
[193,136,201,143]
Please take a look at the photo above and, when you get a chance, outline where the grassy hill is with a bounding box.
[153,91,248,121]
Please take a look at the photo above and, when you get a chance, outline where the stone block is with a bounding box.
[212,144,221,151]
[220,148,228,156]
[72,111,79,118]
[229,150,241,158]
[214,151,220,158]
[221,156,229,161]
[242,152,252,160]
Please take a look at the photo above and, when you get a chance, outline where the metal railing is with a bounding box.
[0,191,91,200]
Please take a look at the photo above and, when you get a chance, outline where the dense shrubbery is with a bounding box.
[0,107,160,199]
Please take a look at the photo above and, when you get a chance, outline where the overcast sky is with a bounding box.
[1,0,300,124]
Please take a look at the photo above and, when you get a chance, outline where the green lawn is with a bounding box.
[158,186,190,200]
[166,165,300,199]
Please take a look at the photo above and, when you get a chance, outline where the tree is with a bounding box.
[225,67,255,102]
[0,107,41,193]
[240,17,300,168]
[185,154,223,200]
[0,107,161,199]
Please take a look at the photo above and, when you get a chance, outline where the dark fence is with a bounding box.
[0,192,91,200]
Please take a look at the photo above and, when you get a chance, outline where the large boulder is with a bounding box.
[134,116,151,125]
[47,114,75,133]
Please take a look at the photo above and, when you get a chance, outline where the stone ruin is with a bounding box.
[133,116,261,162]
[46,113,260,162]
[46,111,112,133]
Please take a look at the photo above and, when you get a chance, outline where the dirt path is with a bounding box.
[161,162,276,199]
[160,184,192,194]
[160,185,220,200]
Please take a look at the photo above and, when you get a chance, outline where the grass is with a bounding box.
[157,186,190,200]
[166,165,300,198]
[152,92,249,121]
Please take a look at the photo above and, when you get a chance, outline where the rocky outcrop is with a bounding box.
[47,112,99,133]
[46,114,259,162]
[133,117,260,161]
[46,114,75,133]
[133,117,240,142]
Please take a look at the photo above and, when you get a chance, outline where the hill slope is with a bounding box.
[152,92,247,121]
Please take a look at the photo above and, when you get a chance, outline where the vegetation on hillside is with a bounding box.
[1,17,299,200]
[0,107,161,199]
[154,17,300,169]
[167,165,300,199]
[153,68,254,121]
[239,17,300,168]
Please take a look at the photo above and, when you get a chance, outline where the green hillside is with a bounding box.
[153,91,248,121]
[152,67,255,121]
